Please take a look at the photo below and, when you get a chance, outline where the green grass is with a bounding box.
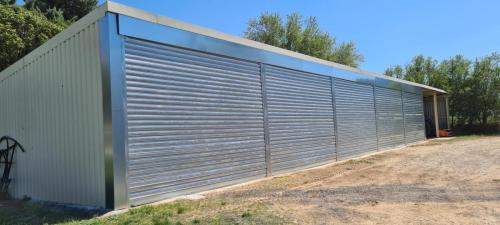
[59,198,287,225]
[0,198,289,225]
[347,159,374,165]
[0,200,95,225]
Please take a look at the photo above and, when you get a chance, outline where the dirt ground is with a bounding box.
[207,136,500,225]
[1,136,499,225]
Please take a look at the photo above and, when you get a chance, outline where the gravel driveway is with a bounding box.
[207,136,500,224]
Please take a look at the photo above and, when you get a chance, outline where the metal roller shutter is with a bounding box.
[374,87,405,150]
[124,38,266,205]
[333,79,377,160]
[403,92,426,143]
[265,66,336,173]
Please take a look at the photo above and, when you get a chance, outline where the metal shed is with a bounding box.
[0,2,447,209]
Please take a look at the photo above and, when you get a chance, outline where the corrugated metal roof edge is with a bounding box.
[0,1,446,94]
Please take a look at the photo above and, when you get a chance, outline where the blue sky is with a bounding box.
[23,0,500,73]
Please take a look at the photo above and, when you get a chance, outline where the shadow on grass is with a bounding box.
[0,199,97,225]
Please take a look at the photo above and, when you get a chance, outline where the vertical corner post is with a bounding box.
[99,13,128,209]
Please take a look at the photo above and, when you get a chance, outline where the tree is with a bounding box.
[244,12,364,68]
[468,53,500,125]
[0,5,66,71]
[384,65,404,79]
[24,0,97,21]
[244,12,284,47]
[384,53,499,130]
[329,41,364,68]
[404,55,428,84]
[439,55,471,126]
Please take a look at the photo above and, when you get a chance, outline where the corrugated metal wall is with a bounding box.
[375,87,405,150]
[265,66,335,173]
[423,96,435,137]
[124,38,267,205]
[437,95,448,129]
[121,36,432,206]
[0,22,105,207]
[333,79,378,160]
[403,92,426,143]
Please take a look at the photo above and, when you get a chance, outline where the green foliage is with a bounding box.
[24,0,97,21]
[0,0,15,5]
[384,65,404,79]
[468,53,499,125]
[0,1,97,71]
[244,12,364,67]
[0,5,66,71]
[385,53,500,127]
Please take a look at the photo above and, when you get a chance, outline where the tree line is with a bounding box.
[1,2,497,133]
[385,54,499,130]
[244,12,364,68]
[1,3,365,71]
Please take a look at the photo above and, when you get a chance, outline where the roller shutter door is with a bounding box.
[124,38,266,205]
[374,87,405,150]
[403,92,425,143]
[334,79,377,160]
[265,66,336,173]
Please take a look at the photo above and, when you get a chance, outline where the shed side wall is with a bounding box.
[0,21,105,207]
[404,92,426,143]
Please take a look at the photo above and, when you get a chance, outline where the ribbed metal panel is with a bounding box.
[333,79,377,160]
[265,66,335,173]
[124,38,266,205]
[404,92,426,143]
[0,22,105,207]
[374,87,405,150]
[423,96,435,136]
[437,95,448,129]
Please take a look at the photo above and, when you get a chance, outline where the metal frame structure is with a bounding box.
[0,1,448,210]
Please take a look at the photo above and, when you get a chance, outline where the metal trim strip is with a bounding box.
[372,84,380,151]
[330,77,338,161]
[260,64,272,176]
[401,89,407,144]
[99,13,129,209]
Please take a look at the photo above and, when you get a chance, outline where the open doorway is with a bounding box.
[423,94,449,138]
